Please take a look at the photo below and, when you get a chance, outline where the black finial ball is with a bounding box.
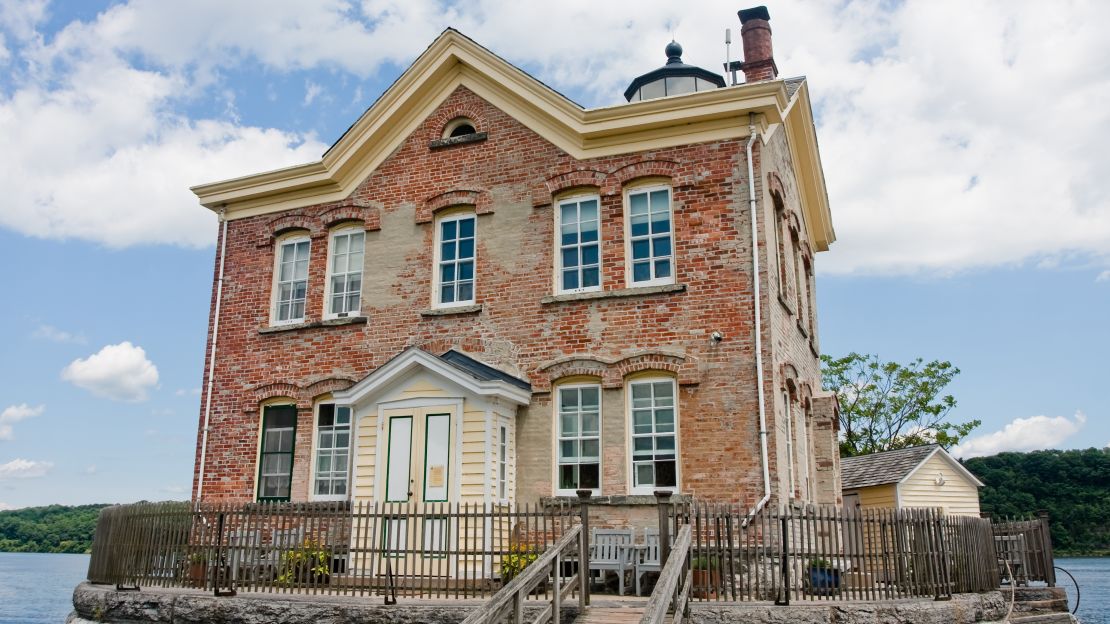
[665,40,683,61]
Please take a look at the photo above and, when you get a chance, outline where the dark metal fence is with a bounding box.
[669,502,1000,603]
[989,513,1056,586]
[87,500,579,599]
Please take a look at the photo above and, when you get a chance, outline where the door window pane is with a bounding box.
[556,385,601,493]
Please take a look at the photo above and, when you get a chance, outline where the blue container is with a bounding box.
[808,567,840,595]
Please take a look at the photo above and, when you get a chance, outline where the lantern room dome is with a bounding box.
[624,41,726,102]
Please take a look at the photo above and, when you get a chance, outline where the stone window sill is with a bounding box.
[259,316,368,334]
[541,494,692,507]
[541,283,686,305]
[796,318,809,338]
[778,293,796,315]
[420,304,483,317]
[429,132,488,150]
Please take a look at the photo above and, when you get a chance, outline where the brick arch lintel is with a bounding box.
[416,189,491,224]
[245,376,357,412]
[533,349,699,392]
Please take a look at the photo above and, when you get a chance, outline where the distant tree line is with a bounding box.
[965,448,1110,556]
[0,504,110,554]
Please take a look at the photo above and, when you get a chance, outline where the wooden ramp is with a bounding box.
[573,599,651,624]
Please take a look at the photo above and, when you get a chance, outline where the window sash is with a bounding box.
[436,214,476,306]
[556,385,601,494]
[557,197,601,293]
[313,404,351,499]
[327,230,364,317]
[629,379,678,491]
[627,187,674,286]
[275,239,310,323]
[258,405,297,501]
[498,425,508,500]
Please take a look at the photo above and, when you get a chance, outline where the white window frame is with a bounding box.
[784,390,796,500]
[323,225,365,320]
[498,423,509,502]
[271,234,311,326]
[554,383,602,497]
[432,210,477,309]
[626,376,680,495]
[310,402,352,502]
[554,193,602,295]
[623,184,676,288]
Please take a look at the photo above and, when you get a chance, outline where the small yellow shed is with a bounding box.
[841,445,983,516]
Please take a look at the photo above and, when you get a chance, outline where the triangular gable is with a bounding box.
[330,347,531,407]
[189,29,832,249]
[899,446,985,488]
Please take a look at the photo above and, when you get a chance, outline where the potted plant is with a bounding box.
[276,539,331,586]
[807,558,840,595]
[691,555,720,598]
[500,543,539,587]
[185,552,208,588]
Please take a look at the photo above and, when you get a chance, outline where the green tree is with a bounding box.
[820,352,979,457]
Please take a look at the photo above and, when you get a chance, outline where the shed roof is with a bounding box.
[842,444,985,490]
[841,445,941,490]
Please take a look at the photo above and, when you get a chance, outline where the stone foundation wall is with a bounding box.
[72,583,1008,624]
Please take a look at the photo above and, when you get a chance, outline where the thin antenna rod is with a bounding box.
[725,28,733,85]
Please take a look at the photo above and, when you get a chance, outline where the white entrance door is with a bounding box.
[380,408,453,575]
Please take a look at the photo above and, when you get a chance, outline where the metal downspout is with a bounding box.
[196,210,228,502]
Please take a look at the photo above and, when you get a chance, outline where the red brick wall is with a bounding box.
[192,85,830,508]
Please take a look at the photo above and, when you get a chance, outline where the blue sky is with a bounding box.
[0,0,1107,509]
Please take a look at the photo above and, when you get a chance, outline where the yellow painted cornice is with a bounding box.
[191,29,833,251]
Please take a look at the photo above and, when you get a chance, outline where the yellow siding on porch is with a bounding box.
[899,453,981,516]
[853,483,897,509]
[353,412,378,501]
[399,379,450,398]
[460,404,487,502]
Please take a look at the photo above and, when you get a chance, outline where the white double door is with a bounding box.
[379,406,454,573]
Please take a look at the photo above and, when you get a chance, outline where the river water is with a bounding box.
[0,552,1105,623]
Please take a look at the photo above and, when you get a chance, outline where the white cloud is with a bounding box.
[303,80,323,106]
[0,458,53,479]
[953,411,1087,459]
[31,323,86,344]
[83,464,97,475]
[175,387,201,396]
[61,341,160,402]
[0,403,44,440]
[1097,270,1110,282]
[0,502,15,511]
[0,0,1107,275]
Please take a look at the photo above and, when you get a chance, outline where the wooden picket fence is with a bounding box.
[990,513,1056,586]
[674,502,1000,603]
[87,500,579,599]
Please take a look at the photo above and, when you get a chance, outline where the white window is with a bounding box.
[326,228,364,318]
[434,212,476,307]
[626,186,674,286]
[498,424,509,500]
[556,385,601,495]
[556,195,601,293]
[784,390,795,499]
[273,236,310,324]
[628,378,678,493]
[313,404,351,500]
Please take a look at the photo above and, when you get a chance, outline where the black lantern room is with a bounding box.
[624,41,727,102]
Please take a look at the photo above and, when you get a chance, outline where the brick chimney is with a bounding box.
[738,6,778,82]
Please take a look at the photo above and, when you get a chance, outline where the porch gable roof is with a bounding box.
[331,347,531,406]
